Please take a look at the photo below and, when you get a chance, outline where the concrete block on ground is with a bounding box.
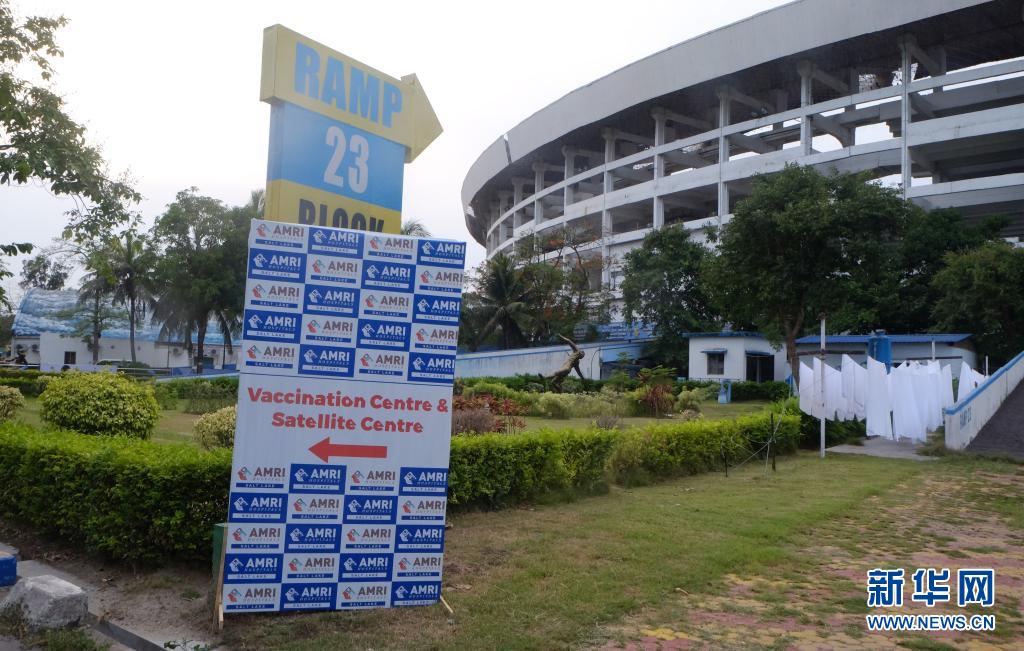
[0,575,87,630]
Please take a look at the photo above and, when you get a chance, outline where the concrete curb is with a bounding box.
[87,614,165,651]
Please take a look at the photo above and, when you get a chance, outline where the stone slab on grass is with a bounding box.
[1,575,87,631]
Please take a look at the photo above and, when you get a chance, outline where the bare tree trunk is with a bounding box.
[128,296,137,364]
[195,322,206,375]
[91,292,101,365]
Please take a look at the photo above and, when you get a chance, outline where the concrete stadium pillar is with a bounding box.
[898,38,913,198]
[511,177,527,229]
[715,88,731,224]
[562,146,577,210]
[652,109,667,229]
[532,162,546,222]
[601,129,616,236]
[798,61,813,156]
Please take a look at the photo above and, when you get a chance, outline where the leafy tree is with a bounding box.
[471,254,530,349]
[399,218,431,237]
[0,1,138,305]
[68,250,118,364]
[707,165,906,383]
[621,225,715,368]
[151,188,247,374]
[107,230,157,363]
[931,242,1024,367]
[19,254,69,290]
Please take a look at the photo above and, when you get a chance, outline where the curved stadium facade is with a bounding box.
[462,0,1024,296]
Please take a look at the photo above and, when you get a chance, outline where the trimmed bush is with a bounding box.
[730,381,791,402]
[153,382,179,410]
[194,405,237,450]
[0,374,58,398]
[536,393,573,419]
[40,372,159,439]
[0,422,230,563]
[0,386,25,422]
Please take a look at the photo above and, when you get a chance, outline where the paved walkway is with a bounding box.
[967,381,1024,461]
[827,436,935,461]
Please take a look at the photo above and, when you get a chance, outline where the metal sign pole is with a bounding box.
[819,317,826,459]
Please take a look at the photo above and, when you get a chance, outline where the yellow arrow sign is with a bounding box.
[260,24,442,163]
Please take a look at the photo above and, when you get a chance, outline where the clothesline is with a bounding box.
[797,356,986,442]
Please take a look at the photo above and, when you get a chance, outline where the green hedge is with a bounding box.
[0,423,230,564]
[0,411,798,564]
[0,375,57,397]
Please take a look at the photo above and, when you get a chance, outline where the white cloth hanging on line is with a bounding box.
[865,356,892,439]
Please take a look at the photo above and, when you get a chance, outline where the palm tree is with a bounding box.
[399,218,431,238]
[108,230,156,363]
[476,254,530,349]
[76,252,117,365]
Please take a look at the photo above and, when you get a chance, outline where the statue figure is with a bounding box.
[546,334,585,392]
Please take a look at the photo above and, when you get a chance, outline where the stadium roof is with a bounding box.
[12,289,232,345]
[795,334,973,345]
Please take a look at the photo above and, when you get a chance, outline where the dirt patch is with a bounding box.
[0,518,217,648]
[601,461,1024,650]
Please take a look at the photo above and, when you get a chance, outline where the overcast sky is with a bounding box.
[2,0,788,303]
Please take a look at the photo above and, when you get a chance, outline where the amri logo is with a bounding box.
[408,353,457,384]
[284,524,341,553]
[243,344,297,371]
[229,526,283,551]
[289,495,342,521]
[308,256,360,284]
[417,239,466,268]
[394,554,444,578]
[343,526,394,551]
[411,325,458,353]
[242,309,300,343]
[247,280,302,309]
[417,267,464,294]
[247,247,305,281]
[360,291,412,319]
[223,553,282,583]
[366,235,415,261]
[339,554,392,580]
[395,525,445,552]
[361,262,414,291]
[290,463,346,494]
[303,283,358,317]
[235,465,286,490]
[224,585,279,611]
[356,351,407,379]
[284,554,337,580]
[413,294,461,324]
[399,498,447,522]
[308,227,363,258]
[356,318,410,350]
[400,468,449,495]
[298,344,354,378]
[347,468,396,493]
[338,582,390,609]
[343,496,397,524]
[301,315,354,345]
[280,583,336,611]
[229,492,286,522]
[391,581,442,607]
[252,220,306,249]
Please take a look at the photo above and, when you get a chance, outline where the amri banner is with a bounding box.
[223,219,465,613]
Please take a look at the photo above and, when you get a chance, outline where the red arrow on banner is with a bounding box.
[309,437,388,462]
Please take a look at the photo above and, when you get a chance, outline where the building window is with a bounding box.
[706,352,725,376]
[63,351,77,365]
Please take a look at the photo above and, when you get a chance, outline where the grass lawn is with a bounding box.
[223,452,986,650]
[523,400,770,431]
[17,396,202,445]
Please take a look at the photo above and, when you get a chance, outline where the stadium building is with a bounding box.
[462,0,1024,297]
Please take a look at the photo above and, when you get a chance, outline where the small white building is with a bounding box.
[687,331,978,382]
[10,289,239,373]
[686,332,787,383]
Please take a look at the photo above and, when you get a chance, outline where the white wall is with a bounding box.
[944,351,1024,450]
[687,336,781,382]
[456,341,647,380]
[34,333,238,371]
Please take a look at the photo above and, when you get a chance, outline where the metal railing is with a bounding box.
[943,350,1024,450]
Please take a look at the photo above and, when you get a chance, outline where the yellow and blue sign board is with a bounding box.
[260,24,441,234]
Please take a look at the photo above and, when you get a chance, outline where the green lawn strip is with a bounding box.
[225,453,922,650]
[521,400,770,432]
